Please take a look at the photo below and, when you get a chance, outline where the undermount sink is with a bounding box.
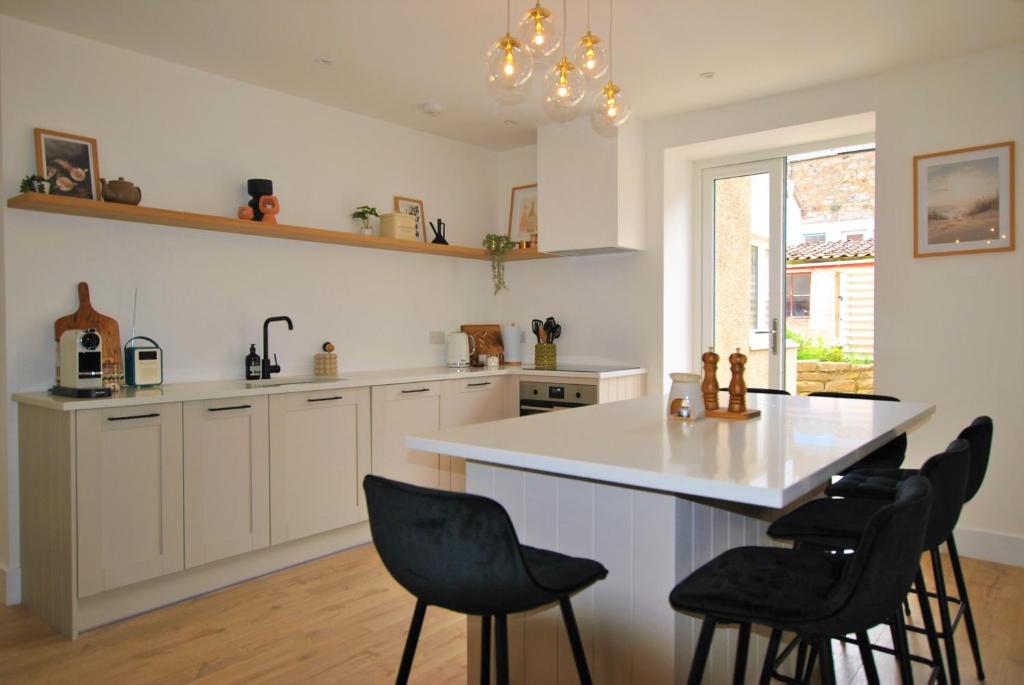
[246,377,346,388]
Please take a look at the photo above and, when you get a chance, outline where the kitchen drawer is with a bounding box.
[371,382,443,488]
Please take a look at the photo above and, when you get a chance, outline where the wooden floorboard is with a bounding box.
[0,543,1020,683]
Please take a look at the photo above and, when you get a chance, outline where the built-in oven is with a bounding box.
[519,381,598,416]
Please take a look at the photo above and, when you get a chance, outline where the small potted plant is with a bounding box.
[352,205,379,236]
[483,233,514,294]
[20,174,50,194]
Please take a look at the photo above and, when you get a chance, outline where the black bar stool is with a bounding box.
[824,415,992,681]
[363,475,608,685]
[721,387,791,395]
[669,477,934,684]
[809,391,908,471]
[768,436,975,683]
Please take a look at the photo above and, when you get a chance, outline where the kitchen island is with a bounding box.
[407,392,934,684]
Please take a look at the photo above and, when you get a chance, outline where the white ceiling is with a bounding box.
[1,0,1022,150]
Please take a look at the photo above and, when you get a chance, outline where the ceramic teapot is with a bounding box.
[100,177,142,205]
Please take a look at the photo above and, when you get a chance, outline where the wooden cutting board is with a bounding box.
[54,282,122,370]
[461,324,503,367]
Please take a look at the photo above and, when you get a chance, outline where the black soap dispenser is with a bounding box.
[245,344,261,380]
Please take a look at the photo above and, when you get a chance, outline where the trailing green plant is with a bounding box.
[351,205,379,230]
[483,233,514,294]
[20,174,48,193]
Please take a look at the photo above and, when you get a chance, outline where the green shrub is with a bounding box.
[786,330,871,364]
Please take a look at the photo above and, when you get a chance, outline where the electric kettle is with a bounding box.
[447,331,475,368]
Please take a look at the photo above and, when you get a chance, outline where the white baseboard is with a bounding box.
[0,563,22,606]
[953,525,1024,567]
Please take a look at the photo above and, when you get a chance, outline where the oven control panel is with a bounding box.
[519,381,597,405]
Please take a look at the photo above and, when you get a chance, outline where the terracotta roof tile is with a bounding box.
[786,239,874,262]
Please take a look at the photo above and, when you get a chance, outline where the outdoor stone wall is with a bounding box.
[796,360,874,395]
[788,149,875,224]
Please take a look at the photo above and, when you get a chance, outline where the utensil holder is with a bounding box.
[534,343,557,370]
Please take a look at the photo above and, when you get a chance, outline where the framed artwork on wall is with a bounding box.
[913,141,1015,257]
[507,183,538,244]
[394,196,427,242]
[35,128,101,200]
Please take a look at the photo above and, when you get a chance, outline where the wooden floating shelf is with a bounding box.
[6,193,556,262]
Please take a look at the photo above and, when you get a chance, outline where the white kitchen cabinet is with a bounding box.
[76,403,184,597]
[371,381,443,488]
[537,117,645,254]
[269,387,370,545]
[183,396,270,568]
[441,377,507,491]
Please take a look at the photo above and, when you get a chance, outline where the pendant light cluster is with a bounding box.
[486,0,630,133]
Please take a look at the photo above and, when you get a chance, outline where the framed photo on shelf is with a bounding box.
[35,128,101,200]
[913,141,1015,258]
[507,183,538,244]
[394,196,427,242]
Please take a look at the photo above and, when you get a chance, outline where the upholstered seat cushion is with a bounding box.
[669,547,846,624]
[521,545,608,594]
[825,468,918,499]
[767,497,886,548]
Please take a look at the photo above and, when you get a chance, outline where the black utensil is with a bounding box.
[543,317,556,343]
[552,324,561,341]
[532,319,543,343]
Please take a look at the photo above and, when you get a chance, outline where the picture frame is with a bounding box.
[507,183,538,243]
[394,196,427,242]
[35,128,101,200]
[913,141,1015,258]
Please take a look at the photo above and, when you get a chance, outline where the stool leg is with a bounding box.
[559,597,594,685]
[931,548,960,684]
[892,611,914,685]
[817,638,836,685]
[396,600,427,685]
[758,628,781,685]
[733,623,751,685]
[689,617,717,685]
[794,641,809,681]
[855,631,880,684]
[480,615,491,685]
[495,614,509,685]
[947,536,985,680]
[914,571,948,685]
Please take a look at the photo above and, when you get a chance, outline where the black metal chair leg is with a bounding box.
[480,615,492,685]
[689,617,718,685]
[759,628,782,685]
[856,631,880,684]
[559,597,594,685]
[495,614,509,685]
[794,640,809,681]
[396,600,427,685]
[892,610,915,685]
[802,646,818,685]
[947,536,985,680]
[817,638,836,685]
[914,572,948,685]
[733,623,751,685]
[931,548,961,684]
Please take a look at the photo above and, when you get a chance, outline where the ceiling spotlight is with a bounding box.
[699,71,716,79]
[421,100,443,117]
[314,57,334,66]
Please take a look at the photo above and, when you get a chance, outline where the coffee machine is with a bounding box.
[53,328,111,398]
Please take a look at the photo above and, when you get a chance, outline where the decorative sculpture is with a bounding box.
[237,178,275,221]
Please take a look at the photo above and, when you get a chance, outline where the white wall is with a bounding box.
[0,16,508,601]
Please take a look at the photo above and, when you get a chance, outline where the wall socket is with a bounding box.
[429,331,446,345]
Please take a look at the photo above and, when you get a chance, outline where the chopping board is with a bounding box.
[461,324,503,367]
[54,282,122,370]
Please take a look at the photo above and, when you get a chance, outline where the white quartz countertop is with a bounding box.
[13,365,646,411]
[406,392,934,508]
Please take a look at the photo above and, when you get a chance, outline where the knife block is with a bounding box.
[534,343,556,370]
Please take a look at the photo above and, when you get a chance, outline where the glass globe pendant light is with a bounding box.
[486,0,534,104]
[572,0,608,80]
[542,0,585,122]
[591,0,630,134]
[517,0,562,58]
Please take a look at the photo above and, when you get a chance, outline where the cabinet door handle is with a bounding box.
[467,381,492,387]
[401,388,430,394]
[108,413,160,422]
[307,396,344,403]
[208,404,252,412]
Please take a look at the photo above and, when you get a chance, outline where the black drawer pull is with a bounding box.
[208,405,252,412]
[401,388,430,394]
[108,413,160,422]
[467,381,492,387]
[307,396,344,403]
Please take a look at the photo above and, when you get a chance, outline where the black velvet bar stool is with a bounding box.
[809,391,908,471]
[768,436,974,683]
[722,387,791,395]
[363,475,608,685]
[669,477,934,685]
[824,415,993,681]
